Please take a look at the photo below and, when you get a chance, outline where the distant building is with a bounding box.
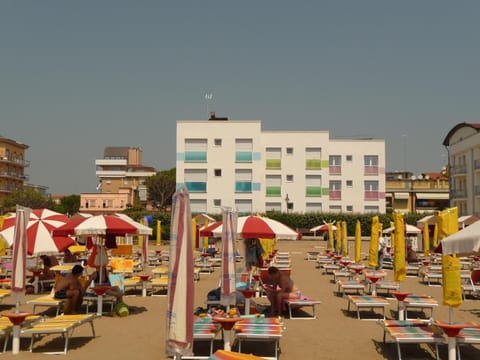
[176,115,386,214]
[79,147,156,214]
[443,122,480,216]
[0,135,29,205]
[385,171,449,214]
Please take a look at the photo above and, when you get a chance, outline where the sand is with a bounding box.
[2,240,480,360]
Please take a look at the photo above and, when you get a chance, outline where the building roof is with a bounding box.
[442,122,480,146]
[421,172,448,181]
[0,136,29,149]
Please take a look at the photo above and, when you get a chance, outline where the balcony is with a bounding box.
[475,159,480,170]
[95,159,127,166]
[329,190,342,200]
[306,186,322,197]
[452,189,467,198]
[185,151,207,162]
[305,159,322,170]
[266,159,281,169]
[235,181,252,193]
[329,165,341,175]
[451,165,467,175]
[236,152,253,163]
[364,166,379,176]
[364,191,379,201]
[185,182,207,193]
[0,157,30,167]
[266,186,281,197]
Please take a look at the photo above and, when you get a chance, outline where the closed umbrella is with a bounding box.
[166,186,194,358]
[327,223,334,251]
[355,220,362,263]
[423,221,430,257]
[393,213,406,283]
[341,221,348,257]
[368,216,380,268]
[335,222,342,254]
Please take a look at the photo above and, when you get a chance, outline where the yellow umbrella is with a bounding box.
[192,218,197,249]
[156,220,162,246]
[432,222,438,248]
[202,219,209,250]
[258,238,276,258]
[341,221,348,257]
[423,221,430,257]
[327,223,334,251]
[354,220,361,263]
[368,216,380,268]
[393,212,406,282]
[336,222,342,254]
[438,207,458,240]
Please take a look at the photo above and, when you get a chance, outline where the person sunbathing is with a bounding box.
[89,266,124,304]
[54,264,94,314]
[264,266,298,316]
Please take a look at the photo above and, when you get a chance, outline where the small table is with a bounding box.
[93,285,111,316]
[434,321,475,360]
[238,289,256,315]
[391,292,412,321]
[2,312,30,354]
[212,316,241,351]
[404,295,438,322]
[139,274,151,297]
[29,268,43,294]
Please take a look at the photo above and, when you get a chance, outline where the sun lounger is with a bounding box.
[27,289,64,316]
[150,276,168,295]
[347,295,389,320]
[336,279,366,297]
[0,314,40,353]
[186,316,222,358]
[332,269,353,282]
[378,319,444,360]
[0,289,11,303]
[21,313,96,354]
[456,326,480,358]
[233,317,285,360]
[284,295,322,320]
[374,281,400,296]
[403,295,438,322]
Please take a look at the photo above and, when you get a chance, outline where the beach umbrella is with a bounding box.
[114,213,153,236]
[354,220,362,263]
[212,215,298,240]
[141,217,150,268]
[439,218,480,256]
[11,206,31,354]
[166,186,194,358]
[433,223,439,248]
[221,208,237,306]
[393,213,406,282]
[423,221,430,257]
[335,222,342,254]
[438,207,458,240]
[368,216,380,268]
[309,224,337,232]
[199,221,222,237]
[341,221,348,256]
[53,214,139,237]
[382,224,421,234]
[0,208,73,255]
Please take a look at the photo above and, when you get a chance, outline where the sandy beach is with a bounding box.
[2,239,479,360]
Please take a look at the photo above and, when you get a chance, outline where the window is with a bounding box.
[329,155,342,175]
[213,199,221,207]
[364,180,379,200]
[214,138,222,146]
[329,205,342,213]
[346,205,353,212]
[266,175,281,197]
[265,202,282,212]
[236,139,253,163]
[190,199,207,214]
[266,147,281,169]
[214,169,222,177]
[305,147,322,169]
[364,206,379,213]
[286,175,294,182]
[346,155,352,161]
[306,175,322,197]
[235,199,252,215]
[235,169,252,193]
[305,202,322,213]
[364,155,379,175]
[346,180,353,187]
[286,147,293,155]
[184,169,207,192]
[185,139,207,162]
[329,180,342,200]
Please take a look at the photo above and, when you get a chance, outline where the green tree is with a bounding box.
[145,168,176,210]
[57,195,80,215]
[1,189,56,211]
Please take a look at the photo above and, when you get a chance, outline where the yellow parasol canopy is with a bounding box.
[368,216,380,268]
[354,220,362,263]
[393,212,406,282]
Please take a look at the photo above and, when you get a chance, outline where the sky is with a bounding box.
[1,1,479,195]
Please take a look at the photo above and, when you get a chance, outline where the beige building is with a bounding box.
[0,135,29,206]
[79,147,156,214]
[385,171,449,213]
[443,122,480,216]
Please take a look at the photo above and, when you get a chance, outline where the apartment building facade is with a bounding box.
[443,122,480,216]
[176,118,386,215]
[80,147,156,214]
[0,135,29,205]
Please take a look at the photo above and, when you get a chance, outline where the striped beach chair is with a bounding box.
[346,295,389,320]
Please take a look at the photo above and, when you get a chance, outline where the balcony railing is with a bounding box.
[452,189,467,198]
[329,165,341,175]
[0,157,30,167]
[364,166,379,176]
[235,152,253,163]
[266,159,281,169]
[235,181,252,193]
[364,191,379,201]
[266,186,281,197]
[184,151,207,162]
[451,165,467,175]
[185,181,207,193]
[475,186,480,196]
[329,190,342,200]
[306,186,322,197]
[305,159,322,170]
[475,159,480,170]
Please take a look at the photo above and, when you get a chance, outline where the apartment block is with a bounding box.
[0,135,29,205]
[176,117,386,214]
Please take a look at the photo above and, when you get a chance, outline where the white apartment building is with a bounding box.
[176,117,386,215]
[443,122,480,216]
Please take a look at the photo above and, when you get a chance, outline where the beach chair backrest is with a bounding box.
[109,273,125,293]
[471,269,480,286]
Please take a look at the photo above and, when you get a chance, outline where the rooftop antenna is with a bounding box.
[205,93,214,119]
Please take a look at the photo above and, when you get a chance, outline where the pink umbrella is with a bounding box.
[0,209,73,255]
[166,186,194,357]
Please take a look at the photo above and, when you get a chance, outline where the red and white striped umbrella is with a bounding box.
[212,215,299,240]
[0,208,73,255]
[53,214,139,237]
[166,186,194,357]
[221,208,237,305]
[199,221,222,237]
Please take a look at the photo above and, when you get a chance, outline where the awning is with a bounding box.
[394,192,409,199]
[416,193,449,200]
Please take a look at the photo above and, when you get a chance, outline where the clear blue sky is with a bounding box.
[1,1,478,195]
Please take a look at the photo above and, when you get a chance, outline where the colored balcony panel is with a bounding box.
[235,181,252,193]
[235,152,253,163]
[184,151,207,162]
[306,159,322,170]
[266,186,281,197]
[185,182,207,193]
[306,186,322,197]
[266,159,281,169]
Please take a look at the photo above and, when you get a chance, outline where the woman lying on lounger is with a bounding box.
[264,266,298,316]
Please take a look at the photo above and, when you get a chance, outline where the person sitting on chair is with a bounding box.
[54,264,94,314]
[264,266,297,316]
[90,266,124,304]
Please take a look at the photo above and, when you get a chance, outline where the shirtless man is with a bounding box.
[54,265,93,314]
[264,266,297,316]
